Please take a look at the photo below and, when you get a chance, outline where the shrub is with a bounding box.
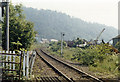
[72,44,113,66]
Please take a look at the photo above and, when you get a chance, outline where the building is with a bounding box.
[76,42,87,48]
[113,35,120,47]
[50,39,58,42]
[41,38,49,43]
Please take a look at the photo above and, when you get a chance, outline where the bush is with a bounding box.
[72,44,113,66]
[49,41,67,52]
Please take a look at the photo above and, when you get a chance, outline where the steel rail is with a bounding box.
[36,50,73,82]
[39,49,103,82]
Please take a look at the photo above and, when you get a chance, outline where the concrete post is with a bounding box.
[6,1,9,51]
[61,32,63,56]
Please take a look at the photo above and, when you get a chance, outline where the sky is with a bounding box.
[5,0,120,29]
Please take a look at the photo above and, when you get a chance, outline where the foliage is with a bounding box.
[115,41,120,51]
[23,7,117,41]
[89,55,118,78]
[49,41,66,52]
[47,42,118,78]
[69,38,88,48]
[2,3,36,50]
[72,44,113,66]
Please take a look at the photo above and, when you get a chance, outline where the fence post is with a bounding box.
[2,51,5,68]
[30,51,36,75]
[19,51,22,80]
[13,51,15,70]
[29,51,33,69]
[23,51,25,77]
[9,51,11,69]
[6,51,8,67]
[26,51,29,78]
[0,51,2,81]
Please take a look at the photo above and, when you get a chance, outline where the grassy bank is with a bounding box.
[46,42,119,78]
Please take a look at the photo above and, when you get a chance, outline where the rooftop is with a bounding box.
[113,35,120,39]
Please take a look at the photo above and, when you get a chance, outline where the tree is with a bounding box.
[2,3,36,51]
[72,44,112,66]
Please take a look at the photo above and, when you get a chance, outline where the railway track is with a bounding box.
[35,49,103,82]
[33,50,67,82]
[36,76,64,82]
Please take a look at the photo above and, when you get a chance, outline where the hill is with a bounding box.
[23,7,117,42]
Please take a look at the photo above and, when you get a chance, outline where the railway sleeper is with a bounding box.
[36,76,62,82]
[80,75,96,81]
[40,49,103,82]
[37,49,103,82]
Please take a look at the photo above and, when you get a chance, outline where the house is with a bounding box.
[41,38,49,43]
[112,35,120,47]
[50,39,58,42]
[76,42,87,48]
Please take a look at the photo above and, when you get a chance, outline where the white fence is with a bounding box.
[0,50,36,79]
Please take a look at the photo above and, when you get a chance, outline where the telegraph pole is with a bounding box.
[61,33,63,56]
[6,0,9,51]
[0,0,9,51]
[61,32,65,56]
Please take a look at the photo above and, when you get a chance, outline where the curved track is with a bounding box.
[36,49,103,82]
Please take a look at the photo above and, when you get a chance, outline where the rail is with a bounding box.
[36,49,103,82]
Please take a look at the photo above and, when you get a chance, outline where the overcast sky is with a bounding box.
[9,0,120,29]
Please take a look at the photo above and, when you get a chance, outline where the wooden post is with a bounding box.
[0,51,1,67]
[9,51,11,69]
[26,51,29,78]
[29,51,33,69]
[2,51,5,68]
[19,51,22,80]
[23,51,25,76]
[13,51,15,70]
[6,51,8,67]
[30,51,36,75]
[0,51,2,81]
